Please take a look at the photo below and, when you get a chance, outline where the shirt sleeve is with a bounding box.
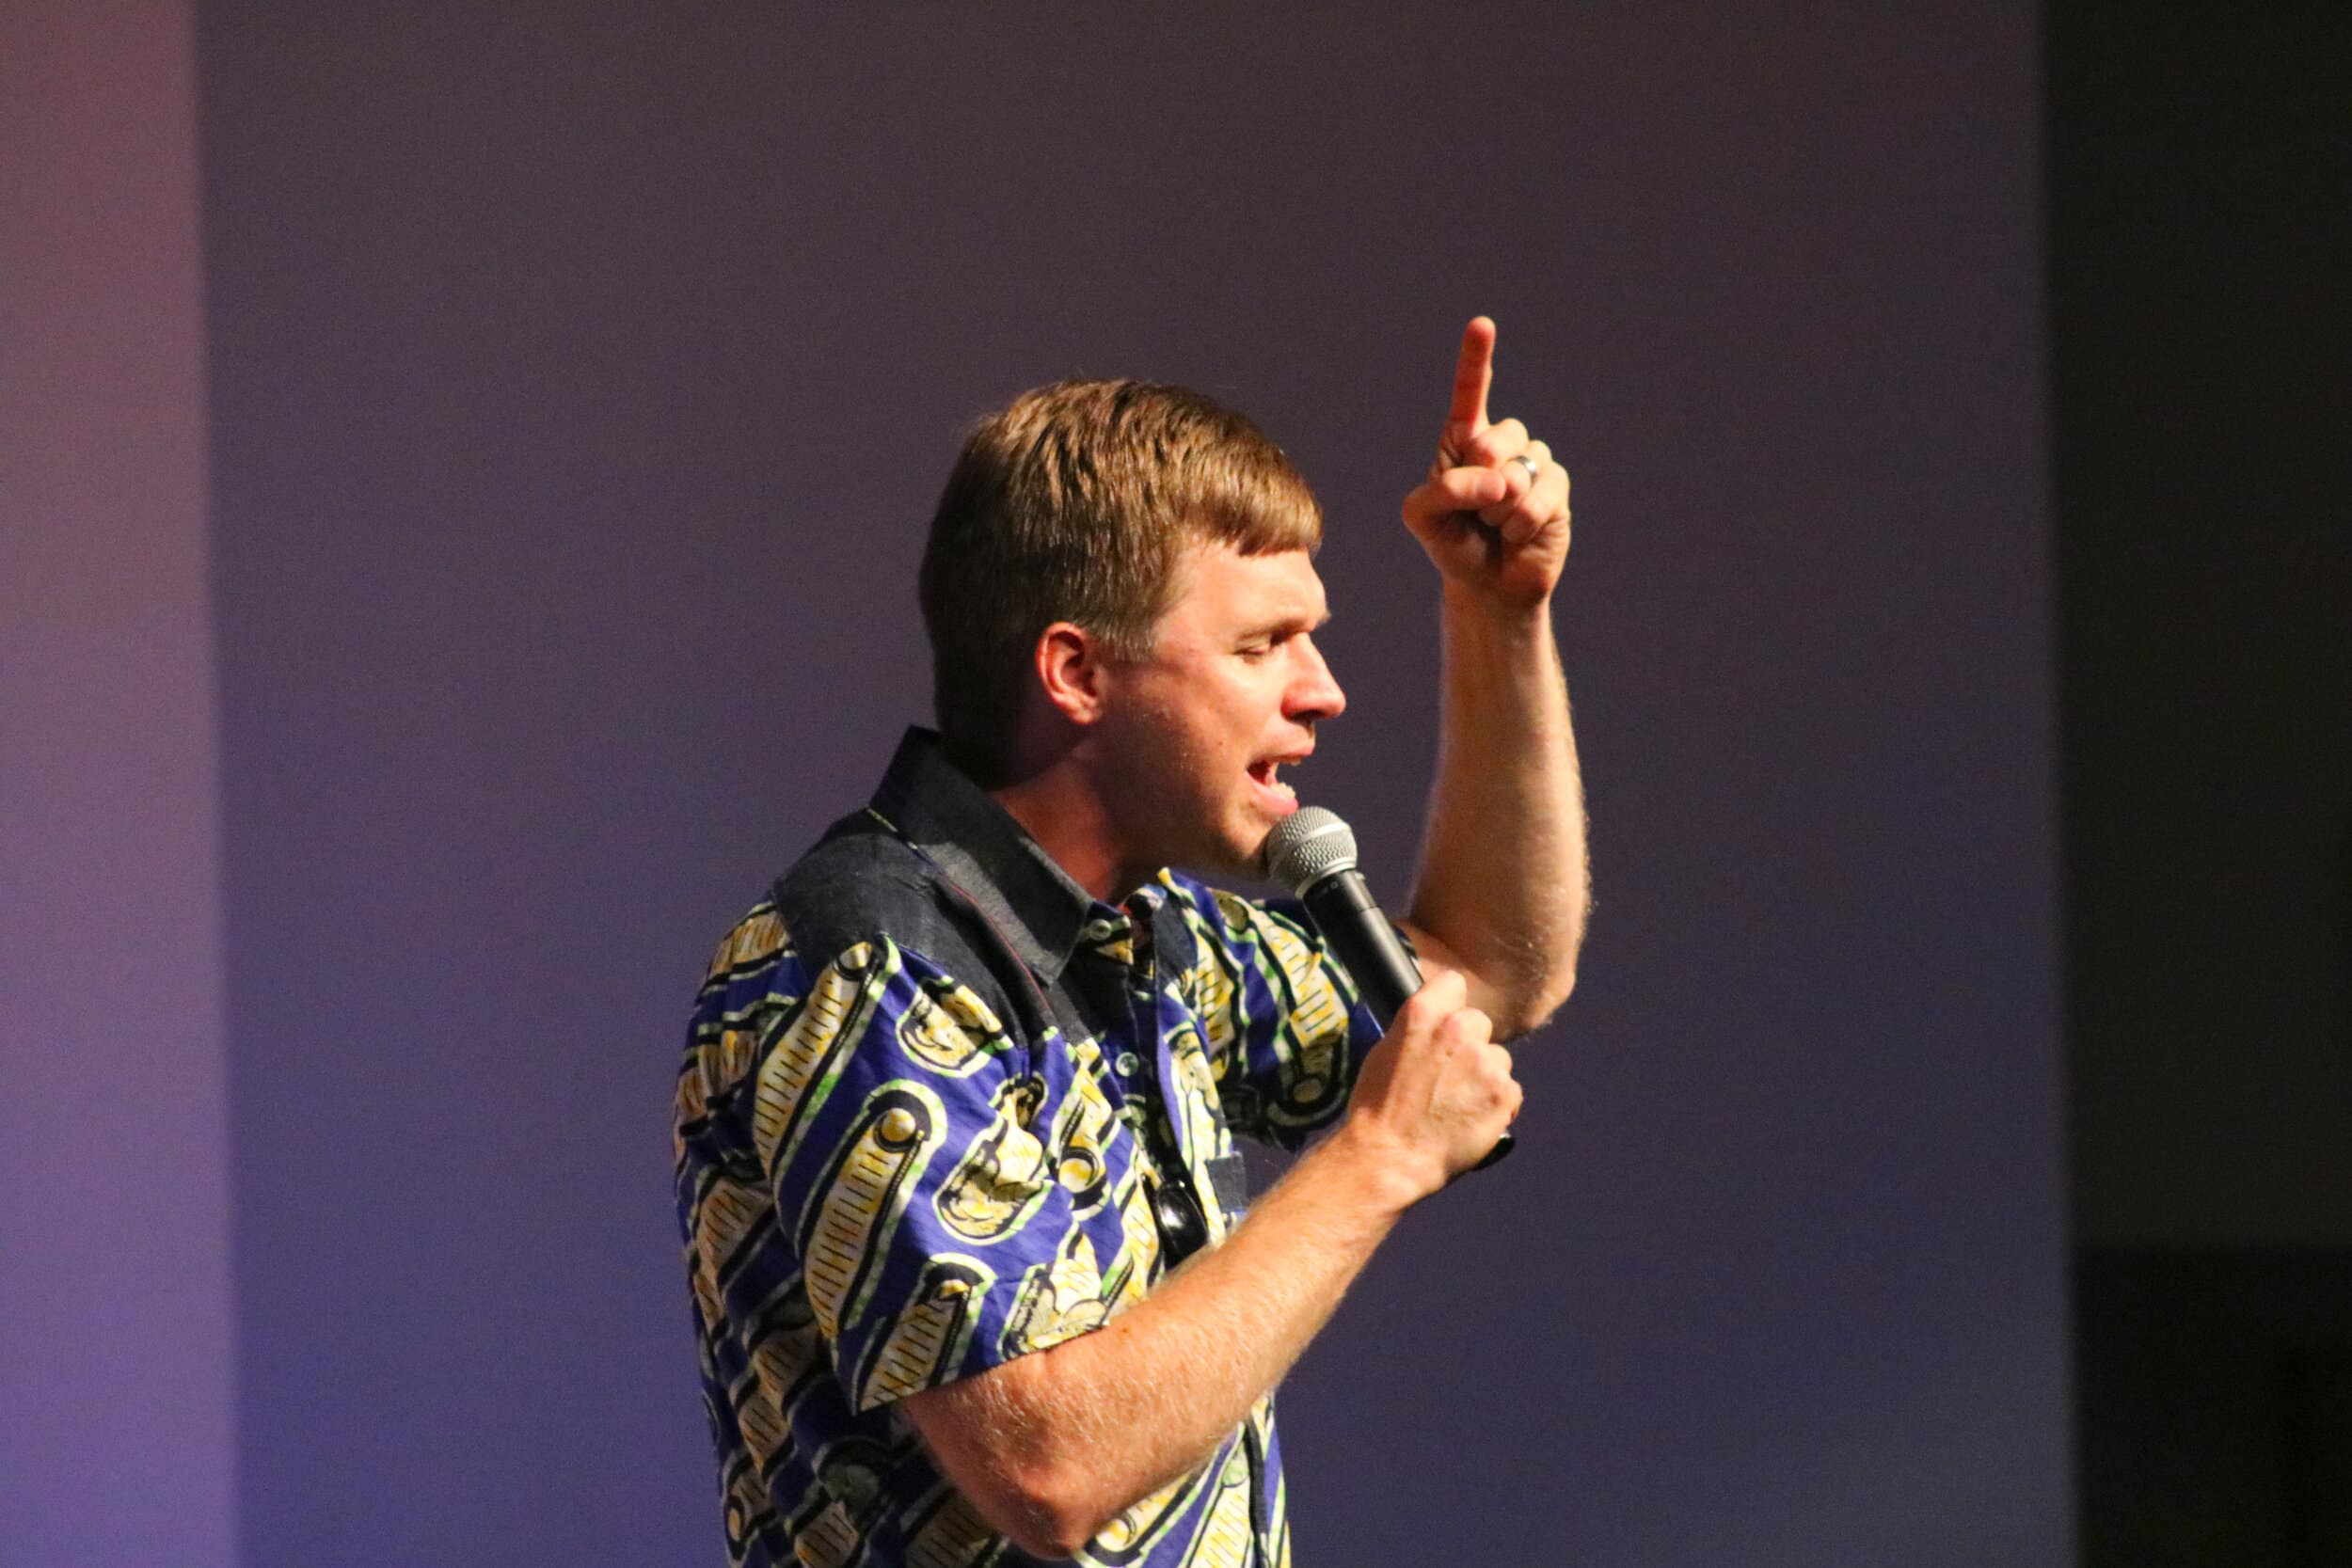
[758,934,1152,1413]
[1157,872,1389,1151]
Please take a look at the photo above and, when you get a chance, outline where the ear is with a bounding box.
[1033,621,1113,726]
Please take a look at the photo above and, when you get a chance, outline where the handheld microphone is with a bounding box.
[1262,806,1515,1171]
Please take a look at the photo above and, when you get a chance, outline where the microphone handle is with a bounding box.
[1300,869,1515,1172]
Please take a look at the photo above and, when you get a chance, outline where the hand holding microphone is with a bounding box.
[1263,807,1518,1182]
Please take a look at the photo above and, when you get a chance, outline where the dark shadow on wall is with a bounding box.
[2076,1251,2352,1564]
[2052,2,2352,1562]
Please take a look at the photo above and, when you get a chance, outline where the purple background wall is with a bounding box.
[2,0,235,1560]
[8,3,2063,1561]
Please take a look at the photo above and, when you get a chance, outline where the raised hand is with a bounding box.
[1399,317,1572,611]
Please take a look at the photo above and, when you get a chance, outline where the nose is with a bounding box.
[1286,635,1346,723]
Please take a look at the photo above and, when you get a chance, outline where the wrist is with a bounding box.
[1440,578,1555,640]
[1316,1117,1443,1217]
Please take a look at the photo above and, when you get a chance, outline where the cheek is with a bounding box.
[1118,665,1266,782]
[1134,699,1223,781]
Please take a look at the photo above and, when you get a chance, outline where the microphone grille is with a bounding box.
[1261,805,1359,894]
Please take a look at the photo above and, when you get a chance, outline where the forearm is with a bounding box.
[1406,582,1588,1037]
[904,1124,1416,1557]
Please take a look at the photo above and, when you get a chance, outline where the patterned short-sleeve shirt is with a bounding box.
[675,730,1384,1567]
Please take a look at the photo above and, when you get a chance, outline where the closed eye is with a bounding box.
[1238,614,1328,662]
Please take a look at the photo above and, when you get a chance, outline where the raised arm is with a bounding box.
[1395,317,1590,1039]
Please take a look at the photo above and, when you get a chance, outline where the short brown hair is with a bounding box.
[918,379,1322,780]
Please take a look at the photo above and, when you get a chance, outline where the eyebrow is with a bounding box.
[1244,610,1332,639]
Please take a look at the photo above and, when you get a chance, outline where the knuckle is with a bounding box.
[1468,423,1523,463]
[1399,985,1456,1036]
[1446,1006,1493,1045]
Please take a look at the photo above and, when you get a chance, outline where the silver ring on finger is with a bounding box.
[1508,453,1542,484]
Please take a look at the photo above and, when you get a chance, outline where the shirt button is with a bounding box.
[1116,1051,1141,1077]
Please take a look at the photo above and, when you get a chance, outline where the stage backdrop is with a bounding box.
[8,2,2065,1562]
[2,0,232,1560]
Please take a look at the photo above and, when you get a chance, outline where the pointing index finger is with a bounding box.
[1446,316,1499,443]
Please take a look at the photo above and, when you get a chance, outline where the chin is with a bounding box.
[1140,784,1288,885]
[1212,817,1280,883]
[1154,825,1261,886]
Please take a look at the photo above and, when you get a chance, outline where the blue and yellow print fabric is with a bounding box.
[676,871,1379,1568]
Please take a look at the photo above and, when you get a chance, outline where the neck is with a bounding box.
[989,754,1143,906]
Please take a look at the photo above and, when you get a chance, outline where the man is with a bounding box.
[675,318,1587,1566]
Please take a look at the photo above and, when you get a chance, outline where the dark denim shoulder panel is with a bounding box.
[769,816,1052,1053]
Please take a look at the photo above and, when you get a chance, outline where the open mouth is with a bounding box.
[1246,755,1302,814]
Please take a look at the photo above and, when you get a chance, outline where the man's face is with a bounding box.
[1090,543,1346,883]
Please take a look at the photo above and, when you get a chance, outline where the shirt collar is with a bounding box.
[868,727,1112,982]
